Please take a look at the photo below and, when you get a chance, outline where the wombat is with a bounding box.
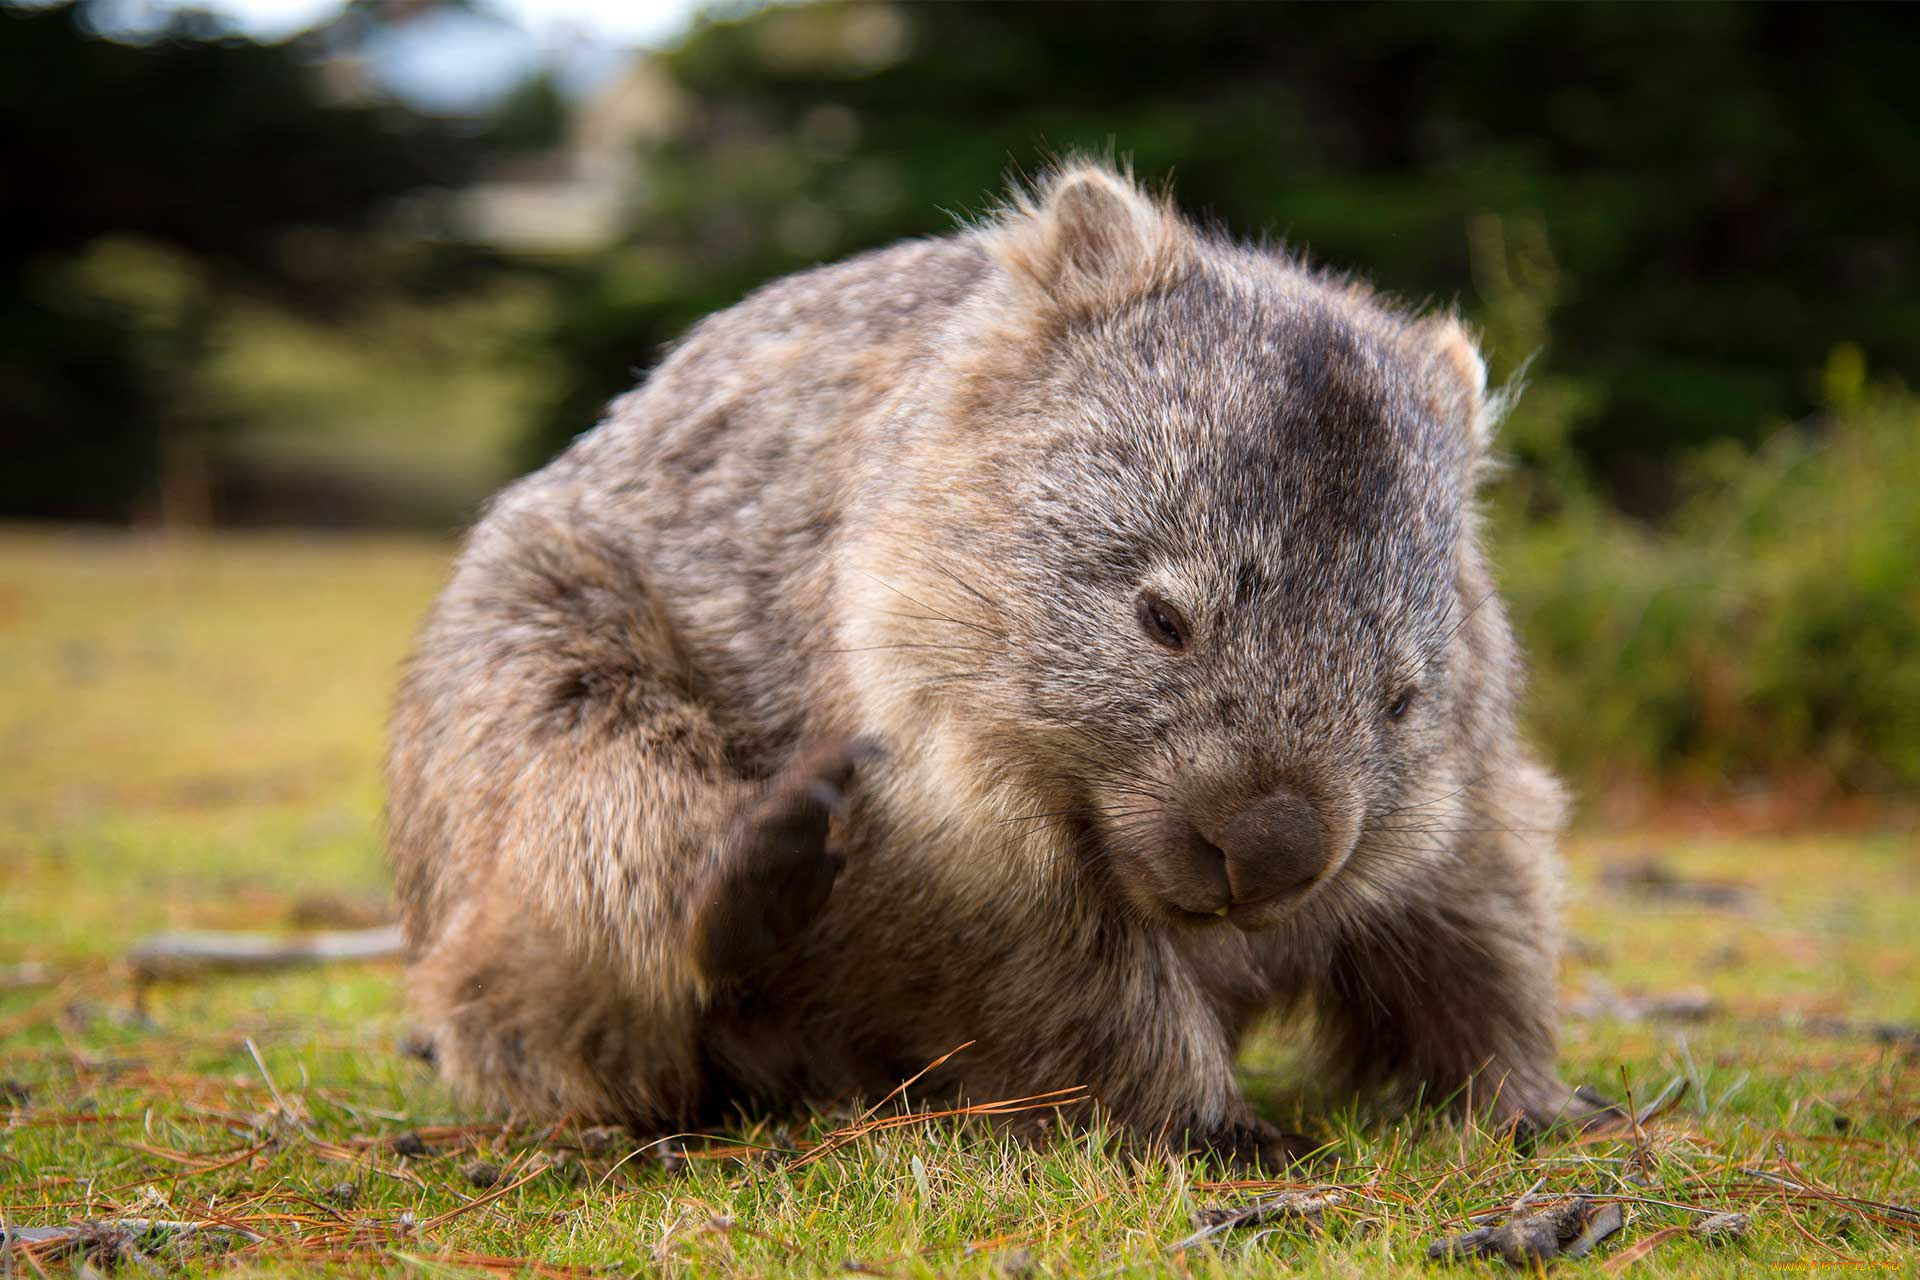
[387,162,1615,1166]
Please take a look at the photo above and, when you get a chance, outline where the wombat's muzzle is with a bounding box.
[1168,783,1334,921]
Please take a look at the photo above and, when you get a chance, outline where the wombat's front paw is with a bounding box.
[691,737,881,982]
[1203,1117,1326,1174]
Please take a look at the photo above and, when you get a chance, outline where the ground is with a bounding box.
[2,528,1915,1277]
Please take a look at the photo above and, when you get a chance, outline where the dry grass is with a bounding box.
[2,528,1915,1276]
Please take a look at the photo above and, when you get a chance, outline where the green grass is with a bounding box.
[2,528,1915,1276]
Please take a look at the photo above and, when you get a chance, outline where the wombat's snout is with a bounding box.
[1169,784,1331,919]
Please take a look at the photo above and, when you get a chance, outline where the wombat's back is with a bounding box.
[553,236,987,530]
[507,238,989,735]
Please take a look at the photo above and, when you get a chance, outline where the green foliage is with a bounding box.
[0,265,164,520]
[201,276,558,527]
[526,1,1920,508]
[0,2,472,284]
[478,68,570,151]
[0,0,479,521]
[1501,390,1920,795]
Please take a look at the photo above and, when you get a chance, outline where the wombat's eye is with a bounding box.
[1135,591,1191,652]
[1386,689,1416,721]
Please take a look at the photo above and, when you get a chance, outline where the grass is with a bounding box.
[2,527,1915,1276]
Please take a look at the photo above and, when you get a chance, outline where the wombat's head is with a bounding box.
[862,164,1523,930]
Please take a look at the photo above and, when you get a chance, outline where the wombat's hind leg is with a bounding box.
[410,892,676,1127]
[390,509,860,1126]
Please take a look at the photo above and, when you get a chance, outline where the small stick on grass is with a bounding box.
[1172,1189,1343,1253]
[126,926,402,986]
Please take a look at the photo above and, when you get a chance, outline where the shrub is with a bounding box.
[1500,390,1919,798]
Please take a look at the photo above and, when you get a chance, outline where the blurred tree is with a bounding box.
[479,69,570,151]
[0,0,478,521]
[526,1,1920,516]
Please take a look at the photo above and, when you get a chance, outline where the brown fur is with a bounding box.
[387,163,1610,1163]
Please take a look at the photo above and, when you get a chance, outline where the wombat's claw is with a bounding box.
[692,737,876,982]
[1207,1119,1327,1174]
[1571,1084,1629,1125]
[1511,1082,1628,1142]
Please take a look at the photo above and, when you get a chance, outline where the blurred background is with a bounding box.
[2,0,1916,842]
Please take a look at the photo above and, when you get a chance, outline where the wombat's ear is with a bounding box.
[984,163,1194,316]
[1411,313,1497,457]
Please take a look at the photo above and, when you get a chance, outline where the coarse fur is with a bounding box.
[387,162,1612,1164]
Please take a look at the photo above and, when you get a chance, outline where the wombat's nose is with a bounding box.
[1204,785,1330,905]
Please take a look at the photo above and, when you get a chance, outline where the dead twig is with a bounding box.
[126,925,401,985]
[1171,1189,1343,1252]
[1691,1211,1751,1243]
[1562,1202,1628,1259]
[1427,1196,1598,1266]
[1,1217,267,1248]
[0,963,56,992]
